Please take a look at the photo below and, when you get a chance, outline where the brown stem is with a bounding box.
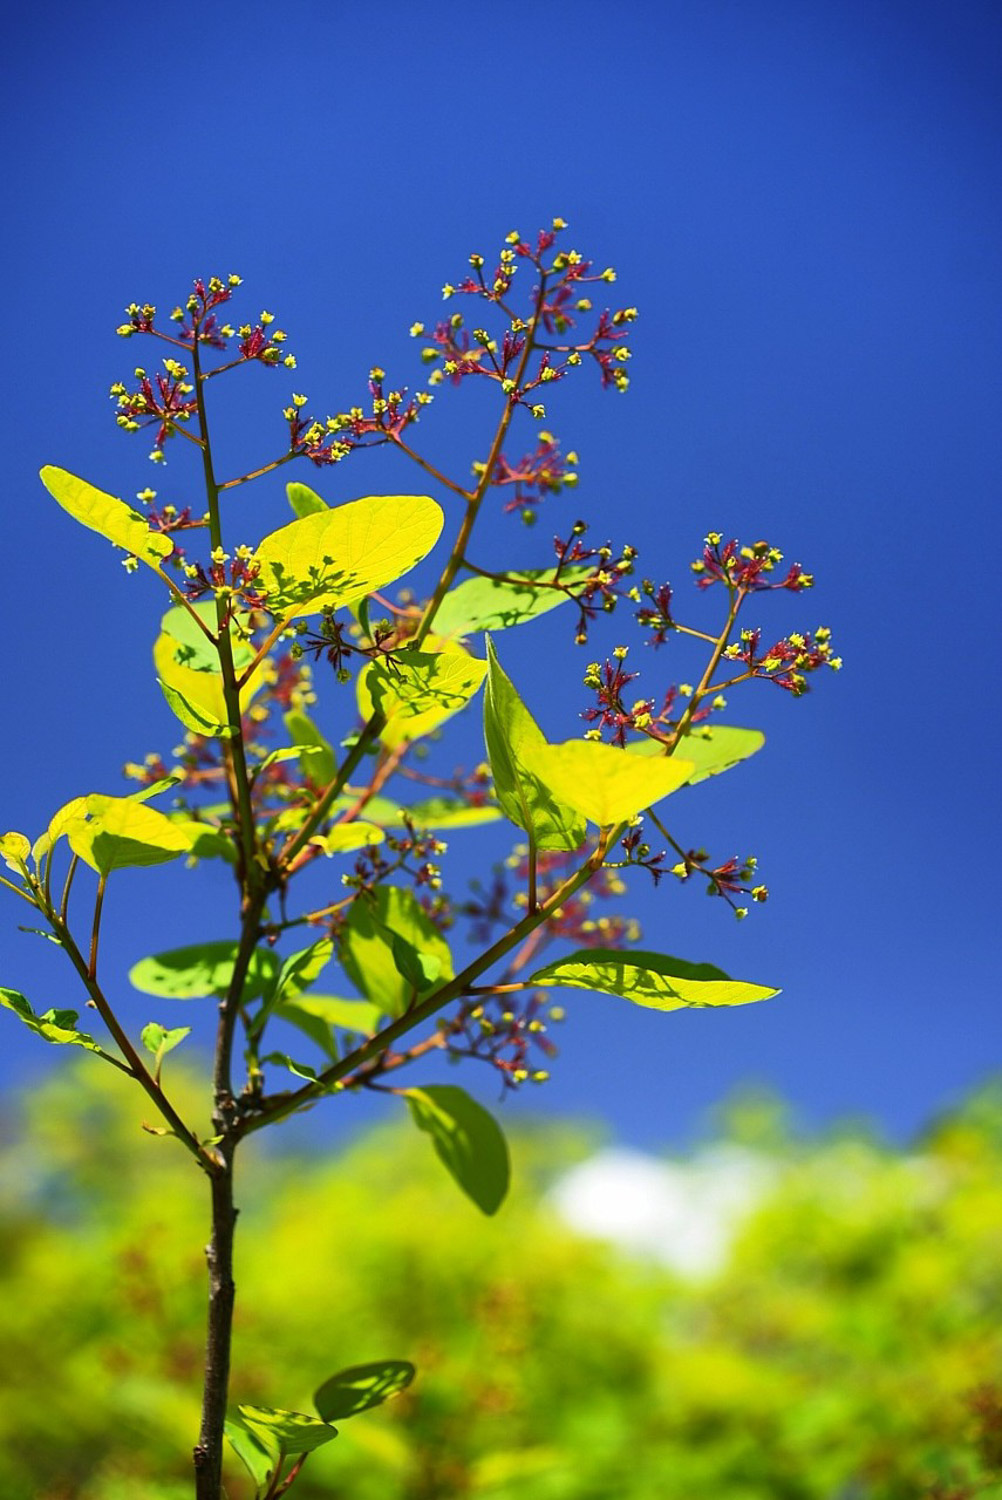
[46,907,206,1158]
[193,1153,238,1500]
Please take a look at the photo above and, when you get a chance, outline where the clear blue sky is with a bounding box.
[1,0,999,1148]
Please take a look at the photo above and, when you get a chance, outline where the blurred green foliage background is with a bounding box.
[1,1062,1000,1500]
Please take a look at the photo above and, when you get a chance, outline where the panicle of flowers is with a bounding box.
[116,275,298,370]
[182,544,268,611]
[484,431,579,514]
[634,578,676,647]
[333,830,450,923]
[423,219,637,405]
[669,846,768,919]
[691,534,814,593]
[437,991,559,1090]
[173,275,242,349]
[581,650,717,746]
[618,826,669,885]
[551,522,638,642]
[721,625,842,695]
[581,651,648,745]
[110,358,197,448]
[288,369,434,469]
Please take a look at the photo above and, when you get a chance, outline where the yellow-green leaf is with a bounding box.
[253,493,444,619]
[63,796,193,875]
[483,638,586,851]
[628,724,765,784]
[0,832,31,872]
[530,948,780,1010]
[154,632,258,738]
[0,987,109,1055]
[237,1405,338,1457]
[358,643,488,749]
[519,738,694,827]
[432,565,592,637]
[342,885,453,1018]
[404,1084,510,1215]
[39,467,173,567]
[286,480,329,517]
[311,822,385,855]
[32,797,89,864]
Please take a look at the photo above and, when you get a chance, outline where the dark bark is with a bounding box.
[193,1156,238,1499]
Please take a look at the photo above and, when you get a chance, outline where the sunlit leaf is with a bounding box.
[286,479,330,517]
[311,821,385,855]
[225,1413,278,1490]
[283,709,336,785]
[159,601,255,673]
[253,493,443,618]
[249,939,334,1040]
[170,820,237,864]
[154,632,258,738]
[238,1404,338,1456]
[140,1023,191,1058]
[519,739,694,827]
[32,796,90,864]
[314,1360,415,1421]
[39,466,173,568]
[0,832,30,873]
[433,565,591,637]
[483,638,586,851]
[628,724,765,784]
[342,886,453,1018]
[328,791,501,830]
[404,1084,509,1215]
[129,941,280,1001]
[530,948,780,1010]
[358,643,488,749]
[279,995,380,1037]
[64,795,193,875]
[0,987,107,1056]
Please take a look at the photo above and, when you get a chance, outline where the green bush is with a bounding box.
[2,1063,1000,1500]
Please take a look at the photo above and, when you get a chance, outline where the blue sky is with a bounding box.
[1,0,999,1149]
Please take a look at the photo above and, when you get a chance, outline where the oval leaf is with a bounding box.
[405,1084,510,1215]
[314,1360,415,1422]
[519,739,694,827]
[237,1405,338,1456]
[129,941,280,1001]
[140,1022,191,1057]
[311,821,385,855]
[159,601,255,674]
[433,565,592,637]
[328,792,501,830]
[529,948,779,1010]
[225,1414,278,1489]
[65,795,193,875]
[483,638,586,851]
[253,493,444,618]
[283,709,336,786]
[287,480,330,517]
[342,886,453,1019]
[0,832,31,872]
[359,644,488,749]
[279,994,380,1036]
[154,632,258,738]
[0,987,107,1055]
[40,466,173,567]
[628,724,765,784]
